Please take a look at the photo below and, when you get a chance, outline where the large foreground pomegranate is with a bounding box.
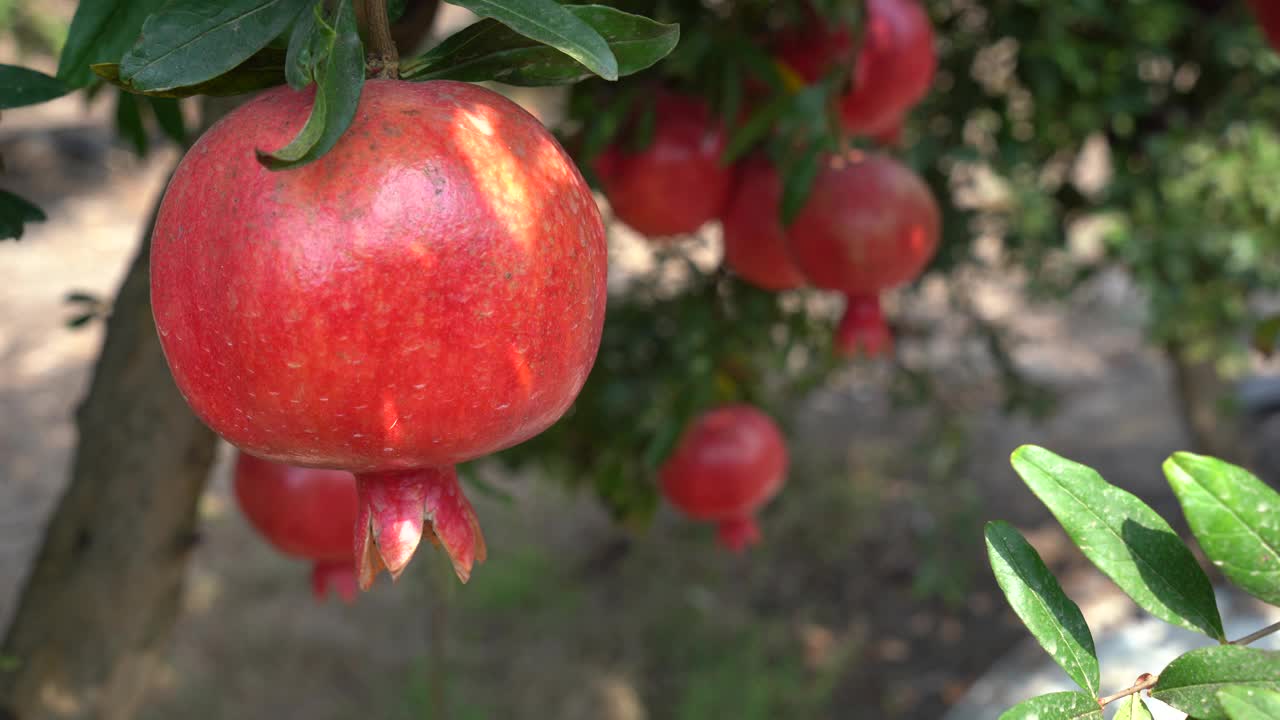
[152,80,608,590]
[233,452,359,602]
[784,152,940,357]
[721,157,807,291]
[595,92,732,239]
[659,404,788,552]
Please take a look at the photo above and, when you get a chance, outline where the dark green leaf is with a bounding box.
[114,89,148,157]
[1165,453,1280,606]
[92,50,288,98]
[1151,646,1280,720]
[1114,695,1154,720]
[0,64,69,109]
[401,5,675,86]
[285,0,321,90]
[1254,315,1280,357]
[119,0,311,92]
[998,691,1102,720]
[985,521,1100,696]
[66,313,98,329]
[722,92,790,165]
[257,0,363,171]
[1218,686,1280,720]
[445,0,619,81]
[147,97,186,145]
[779,145,821,226]
[0,189,46,241]
[57,0,167,88]
[1011,445,1225,640]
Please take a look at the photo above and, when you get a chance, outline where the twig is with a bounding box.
[1230,620,1280,646]
[1097,673,1158,708]
[363,0,399,79]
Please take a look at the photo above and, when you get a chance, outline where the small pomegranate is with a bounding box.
[1249,0,1280,52]
[784,152,940,357]
[152,80,608,590]
[595,92,732,239]
[720,157,808,291]
[658,404,788,552]
[233,451,359,602]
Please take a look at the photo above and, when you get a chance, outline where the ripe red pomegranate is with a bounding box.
[658,404,788,552]
[1249,0,1280,52]
[152,80,608,590]
[784,152,939,357]
[720,157,807,291]
[233,451,359,602]
[777,0,936,137]
[595,92,732,239]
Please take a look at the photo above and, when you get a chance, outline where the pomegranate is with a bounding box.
[151,80,608,590]
[720,157,808,291]
[1249,0,1280,52]
[777,0,936,137]
[658,404,788,552]
[595,92,732,239]
[784,152,939,357]
[233,451,359,602]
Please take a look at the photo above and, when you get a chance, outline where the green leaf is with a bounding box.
[445,0,619,81]
[985,521,1100,696]
[1253,315,1280,357]
[998,691,1102,720]
[1165,453,1280,606]
[401,5,674,86]
[257,0,363,171]
[1151,646,1280,720]
[285,0,320,89]
[1218,686,1280,720]
[147,97,186,145]
[57,0,167,88]
[722,92,790,164]
[0,189,46,241]
[92,50,288,98]
[119,0,310,92]
[779,144,821,226]
[1114,695,1154,720]
[114,89,148,157]
[1011,445,1225,641]
[0,64,69,109]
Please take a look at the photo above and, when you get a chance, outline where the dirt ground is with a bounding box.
[3,44,1278,720]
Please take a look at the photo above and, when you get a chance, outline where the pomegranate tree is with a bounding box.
[152,79,608,589]
[233,451,359,602]
[595,92,732,239]
[784,152,940,357]
[720,157,808,291]
[658,404,788,552]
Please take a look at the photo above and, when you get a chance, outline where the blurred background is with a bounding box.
[3,1,1280,718]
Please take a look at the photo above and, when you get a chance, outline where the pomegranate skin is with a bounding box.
[659,404,788,552]
[151,79,607,471]
[1249,0,1280,52]
[232,451,359,603]
[596,92,732,238]
[721,158,808,291]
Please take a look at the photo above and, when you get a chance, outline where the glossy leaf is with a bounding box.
[999,691,1103,720]
[0,190,46,241]
[779,142,821,226]
[257,0,363,171]
[445,0,618,81]
[1151,646,1280,720]
[985,521,1100,696]
[57,0,167,88]
[0,65,69,109]
[115,89,148,157]
[147,97,187,146]
[1114,695,1154,720]
[119,0,310,92]
[1218,686,1280,720]
[401,5,675,86]
[1165,453,1280,606]
[92,50,288,98]
[1011,445,1225,640]
[285,0,320,89]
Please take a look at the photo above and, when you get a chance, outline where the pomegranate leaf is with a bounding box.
[148,97,187,146]
[401,5,675,86]
[0,65,69,109]
[118,0,311,92]
[0,190,46,241]
[91,51,288,98]
[1114,695,1154,720]
[446,0,619,81]
[1254,314,1280,357]
[985,521,1100,697]
[114,90,148,157]
[1151,646,1280,720]
[998,691,1102,719]
[1164,453,1280,606]
[56,0,166,88]
[257,0,363,171]
[285,0,320,89]
[1011,445,1225,641]
[778,141,821,227]
[1217,686,1280,720]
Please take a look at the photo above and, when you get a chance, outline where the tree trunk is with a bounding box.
[0,194,216,720]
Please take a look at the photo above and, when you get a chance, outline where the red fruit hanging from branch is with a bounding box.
[721,157,808,291]
[151,80,608,590]
[658,404,789,552]
[233,452,360,603]
[783,152,940,358]
[595,92,732,239]
[1248,0,1280,52]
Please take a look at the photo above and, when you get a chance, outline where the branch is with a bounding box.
[1097,673,1158,708]
[1230,620,1280,646]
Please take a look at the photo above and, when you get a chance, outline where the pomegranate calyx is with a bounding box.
[835,294,894,358]
[311,560,358,604]
[716,516,762,553]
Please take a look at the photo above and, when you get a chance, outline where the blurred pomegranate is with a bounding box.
[721,156,808,291]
